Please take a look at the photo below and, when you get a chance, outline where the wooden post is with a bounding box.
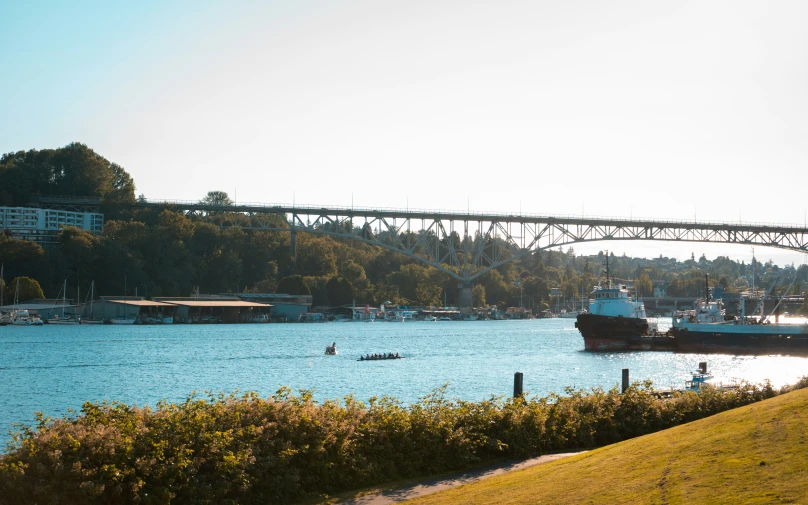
[699,361,707,374]
[513,372,524,397]
[622,368,629,393]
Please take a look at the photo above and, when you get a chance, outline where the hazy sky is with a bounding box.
[2,1,806,265]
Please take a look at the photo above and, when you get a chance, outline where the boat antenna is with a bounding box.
[705,274,710,302]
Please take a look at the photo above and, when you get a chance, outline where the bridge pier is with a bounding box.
[459,282,473,313]
[290,230,297,258]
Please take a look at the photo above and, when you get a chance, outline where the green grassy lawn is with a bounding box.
[403,388,808,505]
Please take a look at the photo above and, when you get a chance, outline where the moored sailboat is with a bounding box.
[81,281,105,324]
[47,280,80,325]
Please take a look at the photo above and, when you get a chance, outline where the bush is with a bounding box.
[1,378,805,505]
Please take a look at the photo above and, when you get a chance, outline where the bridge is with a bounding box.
[126,200,808,308]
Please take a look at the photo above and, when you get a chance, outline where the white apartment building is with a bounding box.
[0,206,103,243]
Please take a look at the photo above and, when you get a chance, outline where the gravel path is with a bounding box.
[339,452,583,505]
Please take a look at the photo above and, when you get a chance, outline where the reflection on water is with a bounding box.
[1,319,807,449]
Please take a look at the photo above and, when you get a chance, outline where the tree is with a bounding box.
[635,273,653,297]
[277,275,310,296]
[472,284,486,307]
[326,276,353,306]
[57,226,99,286]
[0,235,51,291]
[9,277,45,301]
[199,191,233,206]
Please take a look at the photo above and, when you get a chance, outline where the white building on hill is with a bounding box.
[0,206,104,244]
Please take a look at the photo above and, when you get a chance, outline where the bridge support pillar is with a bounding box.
[458,282,473,314]
[290,230,297,258]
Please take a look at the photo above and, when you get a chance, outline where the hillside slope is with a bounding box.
[405,388,808,504]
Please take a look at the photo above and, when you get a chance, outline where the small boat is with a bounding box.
[424,316,437,321]
[10,310,44,326]
[109,317,136,325]
[325,342,338,355]
[299,312,328,323]
[47,314,81,325]
[438,317,452,321]
[358,353,404,361]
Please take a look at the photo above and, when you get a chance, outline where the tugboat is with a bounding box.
[671,276,808,355]
[575,253,659,351]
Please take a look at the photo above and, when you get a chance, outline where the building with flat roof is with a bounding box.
[228,293,311,322]
[153,297,273,323]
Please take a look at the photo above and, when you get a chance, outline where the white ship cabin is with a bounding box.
[588,285,647,319]
[676,298,725,324]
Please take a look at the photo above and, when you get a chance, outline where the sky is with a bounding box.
[1,1,807,266]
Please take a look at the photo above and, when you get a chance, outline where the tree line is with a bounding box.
[1,143,807,312]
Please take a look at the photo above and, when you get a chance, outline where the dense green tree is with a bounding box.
[199,191,233,206]
[277,275,310,296]
[9,276,45,301]
[0,235,51,292]
[303,276,329,306]
[635,273,653,297]
[326,276,353,306]
[295,235,338,278]
[472,284,486,307]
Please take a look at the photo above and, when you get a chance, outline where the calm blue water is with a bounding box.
[2,319,807,450]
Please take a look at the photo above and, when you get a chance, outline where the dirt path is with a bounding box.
[339,452,583,505]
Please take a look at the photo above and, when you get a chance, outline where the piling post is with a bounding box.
[699,361,707,374]
[622,368,629,393]
[513,372,524,397]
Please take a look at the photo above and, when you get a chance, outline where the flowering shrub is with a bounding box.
[0,379,800,505]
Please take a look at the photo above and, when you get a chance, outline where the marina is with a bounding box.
[3,318,808,451]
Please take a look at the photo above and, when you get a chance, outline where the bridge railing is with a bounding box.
[139,199,808,229]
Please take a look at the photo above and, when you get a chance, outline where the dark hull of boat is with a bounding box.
[575,313,670,351]
[671,328,808,355]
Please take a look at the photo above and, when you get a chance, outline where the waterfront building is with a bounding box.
[153,297,272,323]
[229,293,311,322]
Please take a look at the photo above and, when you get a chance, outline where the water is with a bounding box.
[2,319,807,450]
